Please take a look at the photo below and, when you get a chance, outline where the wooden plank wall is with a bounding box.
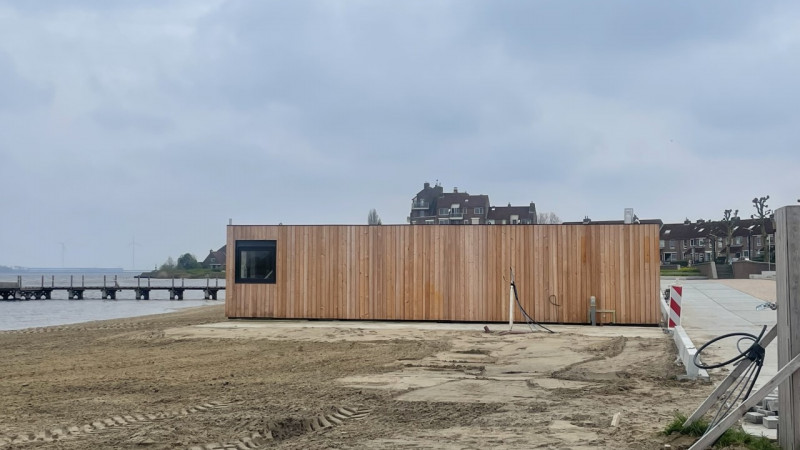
[226,224,660,324]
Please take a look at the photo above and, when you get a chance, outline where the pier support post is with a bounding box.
[776,205,800,449]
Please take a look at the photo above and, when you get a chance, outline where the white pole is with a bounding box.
[508,268,515,330]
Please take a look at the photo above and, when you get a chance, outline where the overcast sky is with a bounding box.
[1,1,799,269]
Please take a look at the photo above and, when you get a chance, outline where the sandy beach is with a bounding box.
[0,301,722,449]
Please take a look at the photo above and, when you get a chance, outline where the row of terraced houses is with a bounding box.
[658,218,775,264]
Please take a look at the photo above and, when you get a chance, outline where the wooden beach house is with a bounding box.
[225,224,661,325]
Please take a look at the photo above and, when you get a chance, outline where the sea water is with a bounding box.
[0,272,225,331]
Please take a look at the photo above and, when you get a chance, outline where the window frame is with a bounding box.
[235,240,277,284]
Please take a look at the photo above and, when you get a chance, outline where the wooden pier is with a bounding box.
[0,276,224,301]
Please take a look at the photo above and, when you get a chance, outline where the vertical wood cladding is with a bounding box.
[226,224,660,324]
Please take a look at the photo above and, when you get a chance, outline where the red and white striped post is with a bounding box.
[668,285,682,328]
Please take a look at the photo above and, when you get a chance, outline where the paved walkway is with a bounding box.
[661,279,778,437]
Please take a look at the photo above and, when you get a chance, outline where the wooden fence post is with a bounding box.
[775,205,800,449]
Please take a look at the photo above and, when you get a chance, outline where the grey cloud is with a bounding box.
[464,1,770,58]
[1,1,800,267]
[90,107,173,134]
[0,52,53,110]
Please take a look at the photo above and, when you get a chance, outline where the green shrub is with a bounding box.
[660,268,701,276]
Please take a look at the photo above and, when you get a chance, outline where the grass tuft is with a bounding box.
[663,413,708,437]
[663,413,779,450]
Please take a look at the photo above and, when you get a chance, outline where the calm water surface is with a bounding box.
[0,272,225,331]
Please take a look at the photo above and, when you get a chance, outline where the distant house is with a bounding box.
[563,218,663,226]
[408,182,537,225]
[487,203,537,225]
[658,218,775,264]
[202,245,227,270]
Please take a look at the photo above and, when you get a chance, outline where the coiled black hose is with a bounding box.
[693,325,767,429]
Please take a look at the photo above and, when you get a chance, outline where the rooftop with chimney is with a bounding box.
[408,182,537,225]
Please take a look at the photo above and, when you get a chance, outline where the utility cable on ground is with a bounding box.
[510,281,555,334]
[693,325,767,432]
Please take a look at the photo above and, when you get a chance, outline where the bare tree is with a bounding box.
[367,208,382,225]
[720,209,740,263]
[751,195,772,261]
[537,212,562,224]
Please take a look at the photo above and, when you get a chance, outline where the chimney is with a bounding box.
[583,216,591,225]
[684,218,691,225]
[453,187,458,193]
[624,208,634,224]
[424,182,430,189]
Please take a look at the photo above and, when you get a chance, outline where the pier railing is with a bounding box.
[0,275,224,301]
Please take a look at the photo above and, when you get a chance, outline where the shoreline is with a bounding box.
[135,270,226,279]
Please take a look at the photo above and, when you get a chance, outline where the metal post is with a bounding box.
[41,275,44,288]
[51,275,54,287]
[590,296,597,326]
[104,275,106,288]
[775,205,800,449]
[70,275,73,288]
[82,275,84,287]
[768,236,772,271]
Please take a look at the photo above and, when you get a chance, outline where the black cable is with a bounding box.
[693,325,766,369]
[693,325,767,433]
[709,358,759,429]
[510,282,554,333]
[736,336,756,355]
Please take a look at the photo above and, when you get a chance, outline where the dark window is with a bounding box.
[235,240,276,283]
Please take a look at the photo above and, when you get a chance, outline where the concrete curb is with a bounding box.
[658,276,708,280]
[672,325,710,381]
